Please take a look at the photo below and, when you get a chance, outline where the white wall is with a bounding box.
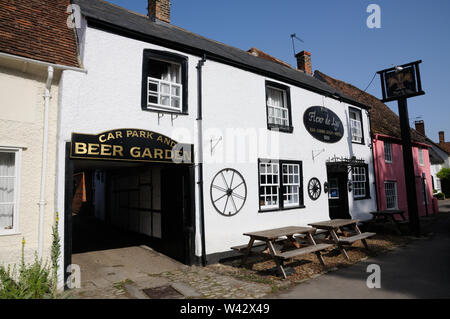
[56,26,376,264]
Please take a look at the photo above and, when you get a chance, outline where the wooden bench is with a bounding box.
[275,243,332,260]
[338,232,376,245]
[231,238,286,252]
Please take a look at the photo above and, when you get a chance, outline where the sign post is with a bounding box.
[377,61,425,236]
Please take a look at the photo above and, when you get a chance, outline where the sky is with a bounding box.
[108,0,450,143]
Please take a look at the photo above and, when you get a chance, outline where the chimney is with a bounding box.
[148,0,170,23]
[295,51,312,75]
[414,120,425,136]
[439,131,445,144]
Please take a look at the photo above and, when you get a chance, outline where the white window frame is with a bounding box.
[147,60,182,112]
[352,166,366,199]
[418,148,424,166]
[282,163,300,208]
[266,86,289,127]
[384,181,398,210]
[384,142,392,163]
[349,109,363,143]
[259,162,280,210]
[328,178,340,199]
[0,147,21,236]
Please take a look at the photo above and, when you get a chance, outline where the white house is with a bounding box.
[56,0,377,287]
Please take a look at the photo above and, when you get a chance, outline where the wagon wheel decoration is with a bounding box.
[210,168,247,217]
[308,178,321,201]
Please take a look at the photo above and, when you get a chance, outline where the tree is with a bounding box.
[437,168,450,181]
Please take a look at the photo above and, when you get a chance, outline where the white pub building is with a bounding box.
[57,0,377,285]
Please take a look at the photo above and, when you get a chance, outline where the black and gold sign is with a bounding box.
[303,106,344,143]
[377,60,425,103]
[70,129,193,164]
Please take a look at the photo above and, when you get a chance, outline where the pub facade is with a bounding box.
[56,0,377,285]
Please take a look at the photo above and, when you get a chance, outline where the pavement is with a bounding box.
[70,200,450,299]
[274,199,450,299]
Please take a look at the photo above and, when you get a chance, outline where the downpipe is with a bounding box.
[38,66,54,260]
[196,54,207,266]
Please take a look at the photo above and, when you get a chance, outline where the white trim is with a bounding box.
[0,147,22,236]
[384,181,398,210]
[0,51,87,73]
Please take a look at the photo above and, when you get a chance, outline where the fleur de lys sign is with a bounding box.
[303,106,344,143]
[70,129,193,164]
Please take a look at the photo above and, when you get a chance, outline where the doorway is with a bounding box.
[64,153,195,286]
[327,164,350,220]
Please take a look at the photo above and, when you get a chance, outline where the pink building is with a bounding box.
[315,71,435,219]
[372,134,434,218]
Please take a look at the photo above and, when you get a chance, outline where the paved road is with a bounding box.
[275,200,450,299]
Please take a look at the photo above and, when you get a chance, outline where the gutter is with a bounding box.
[38,66,54,260]
[0,52,87,73]
[196,54,207,266]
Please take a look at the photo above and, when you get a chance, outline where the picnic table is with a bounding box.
[370,210,407,235]
[231,226,332,279]
[308,219,375,260]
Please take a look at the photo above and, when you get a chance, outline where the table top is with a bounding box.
[308,219,359,229]
[243,226,316,240]
[370,210,404,215]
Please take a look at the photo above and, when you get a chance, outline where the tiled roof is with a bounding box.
[315,70,428,144]
[247,47,293,69]
[0,0,79,67]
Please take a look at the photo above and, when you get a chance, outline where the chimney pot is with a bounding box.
[148,0,170,23]
[295,51,312,75]
[414,120,425,136]
[439,131,445,144]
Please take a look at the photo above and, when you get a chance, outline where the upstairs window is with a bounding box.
[349,107,364,144]
[265,81,293,133]
[142,50,188,114]
[418,148,424,166]
[384,142,392,163]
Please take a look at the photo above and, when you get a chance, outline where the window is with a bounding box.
[352,166,368,199]
[259,159,303,211]
[142,50,188,114]
[418,148,424,166]
[349,108,364,144]
[384,181,398,209]
[282,163,301,208]
[0,149,21,235]
[265,81,293,133]
[328,178,339,199]
[384,142,392,163]
[259,161,279,210]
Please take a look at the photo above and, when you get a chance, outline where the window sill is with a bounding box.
[267,125,294,134]
[0,231,21,237]
[143,107,188,116]
[353,196,371,201]
[351,140,365,145]
[258,205,306,213]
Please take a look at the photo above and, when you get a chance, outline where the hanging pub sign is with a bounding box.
[303,106,344,143]
[70,129,193,164]
[377,60,425,103]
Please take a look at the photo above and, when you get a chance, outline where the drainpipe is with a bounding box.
[38,66,54,260]
[196,54,207,266]
[368,112,379,212]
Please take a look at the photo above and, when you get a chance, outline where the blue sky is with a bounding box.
[108,0,449,143]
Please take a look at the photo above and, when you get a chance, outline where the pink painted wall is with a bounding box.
[373,136,434,219]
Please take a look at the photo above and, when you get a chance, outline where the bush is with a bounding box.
[434,192,446,200]
[437,168,450,181]
[0,213,61,299]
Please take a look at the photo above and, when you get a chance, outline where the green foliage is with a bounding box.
[434,192,446,200]
[0,213,62,299]
[436,168,450,181]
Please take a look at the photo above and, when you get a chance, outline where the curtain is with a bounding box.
[0,152,15,230]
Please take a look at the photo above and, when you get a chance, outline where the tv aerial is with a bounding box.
[290,33,305,56]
